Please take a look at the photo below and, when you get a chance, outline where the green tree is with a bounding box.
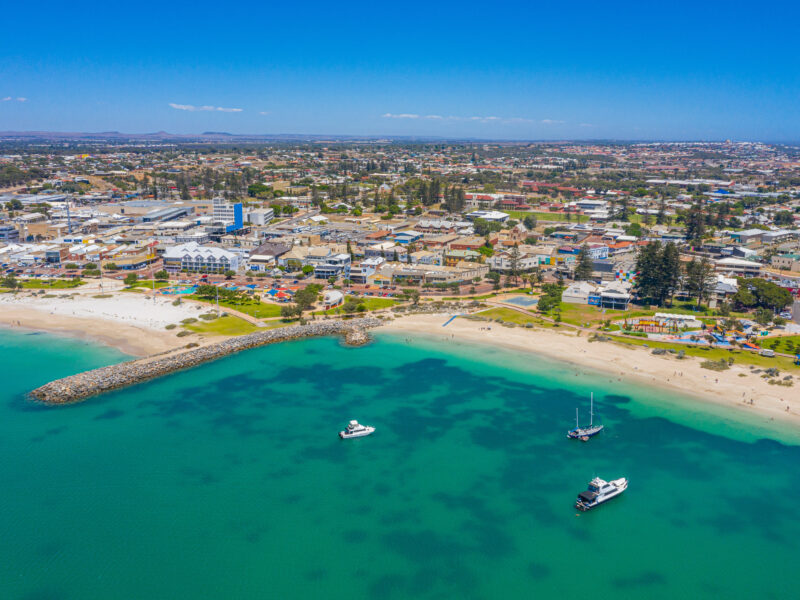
[685,203,706,242]
[123,273,138,286]
[301,265,315,277]
[573,244,594,281]
[224,270,236,280]
[401,288,420,306]
[684,257,715,307]
[523,215,538,230]
[154,270,169,280]
[1,273,21,290]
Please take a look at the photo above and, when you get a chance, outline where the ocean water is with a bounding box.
[1,327,799,600]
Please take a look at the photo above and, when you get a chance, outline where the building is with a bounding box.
[163,242,240,273]
[715,257,763,277]
[313,254,351,279]
[0,225,20,242]
[247,242,292,272]
[771,253,800,272]
[322,290,344,309]
[729,229,765,245]
[212,197,244,232]
[466,210,510,223]
[245,207,275,226]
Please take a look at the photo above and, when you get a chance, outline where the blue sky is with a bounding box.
[1,1,798,140]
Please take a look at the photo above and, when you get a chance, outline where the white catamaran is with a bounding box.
[567,393,604,440]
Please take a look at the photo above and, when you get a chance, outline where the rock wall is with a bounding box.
[30,318,382,405]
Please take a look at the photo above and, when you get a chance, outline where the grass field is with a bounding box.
[505,210,590,224]
[19,279,85,289]
[313,295,398,315]
[130,280,172,289]
[761,335,800,355]
[475,307,543,326]
[187,295,283,318]
[183,314,260,336]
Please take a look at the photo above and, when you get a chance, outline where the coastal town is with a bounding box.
[5,2,800,598]
[2,136,800,416]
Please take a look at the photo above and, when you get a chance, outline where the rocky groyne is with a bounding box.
[30,318,382,405]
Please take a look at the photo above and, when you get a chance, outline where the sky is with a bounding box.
[1,0,799,141]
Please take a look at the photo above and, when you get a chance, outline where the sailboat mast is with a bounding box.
[576,407,579,428]
[590,393,594,427]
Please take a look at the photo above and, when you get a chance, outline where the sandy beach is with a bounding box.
[381,313,800,427]
[2,289,798,427]
[0,291,203,356]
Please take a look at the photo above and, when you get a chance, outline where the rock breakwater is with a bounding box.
[30,318,382,405]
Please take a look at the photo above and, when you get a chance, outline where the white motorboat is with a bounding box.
[339,420,375,439]
[575,477,628,511]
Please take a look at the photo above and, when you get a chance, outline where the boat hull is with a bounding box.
[339,426,375,439]
[567,425,604,439]
[575,478,627,511]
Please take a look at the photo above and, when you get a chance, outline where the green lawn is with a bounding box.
[187,295,283,318]
[475,307,543,326]
[20,278,85,289]
[130,280,172,289]
[183,314,260,336]
[313,295,397,315]
[761,335,800,355]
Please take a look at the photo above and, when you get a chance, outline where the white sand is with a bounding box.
[381,313,800,427]
[0,291,205,355]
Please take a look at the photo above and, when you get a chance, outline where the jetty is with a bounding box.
[30,318,381,405]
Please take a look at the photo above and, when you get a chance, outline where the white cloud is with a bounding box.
[169,103,242,112]
[16,97,26,102]
[259,111,270,116]
[2,96,26,102]
[384,112,571,125]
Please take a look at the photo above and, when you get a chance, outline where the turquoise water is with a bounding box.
[1,328,800,599]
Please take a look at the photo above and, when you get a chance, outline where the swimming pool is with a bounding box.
[504,295,538,307]
[162,286,197,295]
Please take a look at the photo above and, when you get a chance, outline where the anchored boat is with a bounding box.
[567,392,604,440]
[575,477,628,511]
[339,420,375,439]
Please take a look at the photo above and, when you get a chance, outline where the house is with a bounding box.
[349,257,384,284]
[323,290,344,309]
[444,249,480,266]
[563,281,596,304]
[313,253,351,279]
[248,242,292,272]
[771,253,800,272]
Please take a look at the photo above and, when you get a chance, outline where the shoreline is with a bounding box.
[380,314,800,428]
[0,302,188,357]
[3,295,798,428]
